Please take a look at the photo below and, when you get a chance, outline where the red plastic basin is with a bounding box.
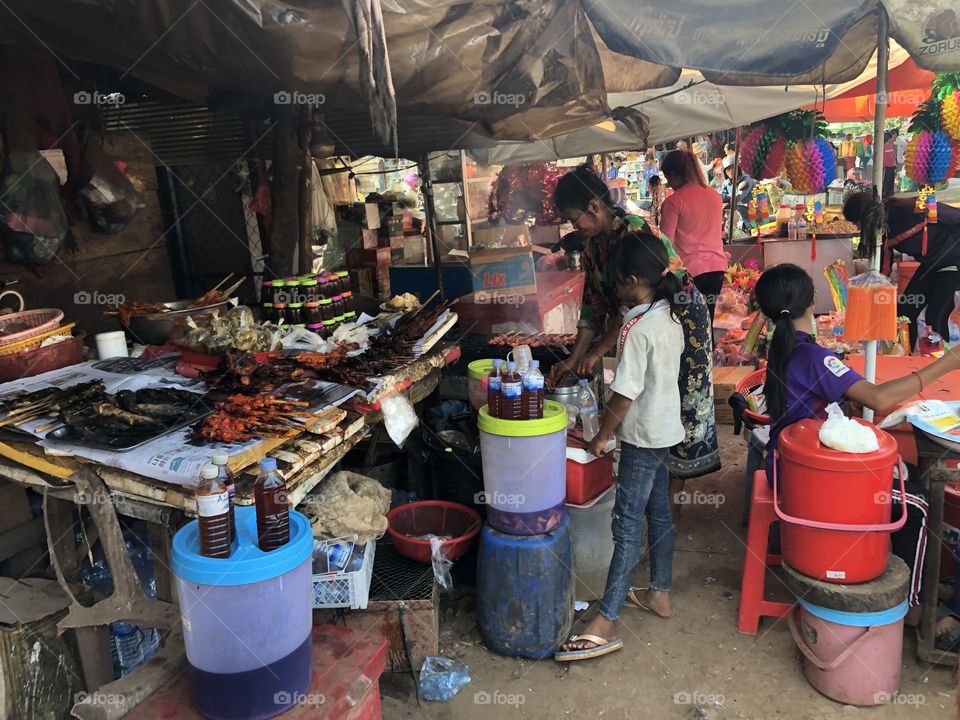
[386,501,481,564]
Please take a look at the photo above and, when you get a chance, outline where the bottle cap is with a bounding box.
[319,298,332,305]
[212,452,229,466]
[331,295,342,301]
[200,464,219,479]
[274,303,287,309]
[260,457,277,472]
[578,378,588,385]
[273,280,286,288]
[507,361,517,371]
[531,360,540,368]
[336,270,349,277]
[307,323,325,330]
[262,280,273,287]
[493,359,503,367]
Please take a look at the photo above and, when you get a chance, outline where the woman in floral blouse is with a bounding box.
[550,166,720,488]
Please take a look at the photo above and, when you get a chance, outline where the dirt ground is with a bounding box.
[380,425,958,720]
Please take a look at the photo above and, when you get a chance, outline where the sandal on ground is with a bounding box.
[554,634,623,662]
[626,587,673,619]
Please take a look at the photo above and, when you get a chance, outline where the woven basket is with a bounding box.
[0,323,75,356]
[0,308,64,346]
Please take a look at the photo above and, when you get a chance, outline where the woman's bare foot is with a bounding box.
[642,588,673,618]
[561,615,617,651]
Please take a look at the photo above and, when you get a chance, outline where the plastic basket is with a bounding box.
[311,537,376,609]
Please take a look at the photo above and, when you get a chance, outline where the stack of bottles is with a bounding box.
[485,358,545,420]
[263,270,355,336]
[195,455,291,558]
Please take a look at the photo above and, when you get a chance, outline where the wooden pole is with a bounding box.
[269,104,303,277]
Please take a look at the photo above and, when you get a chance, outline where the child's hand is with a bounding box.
[587,435,608,457]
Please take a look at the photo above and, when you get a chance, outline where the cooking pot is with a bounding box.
[544,373,601,410]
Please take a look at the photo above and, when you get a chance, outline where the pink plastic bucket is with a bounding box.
[788,599,907,706]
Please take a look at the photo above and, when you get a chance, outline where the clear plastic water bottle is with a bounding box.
[487,359,503,418]
[577,378,600,441]
[110,621,144,678]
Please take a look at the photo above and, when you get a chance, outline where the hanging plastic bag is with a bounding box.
[0,113,68,265]
[845,271,897,341]
[79,138,143,234]
[418,656,471,702]
[429,535,453,591]
[381,393,418,447]
[818,403,879,454]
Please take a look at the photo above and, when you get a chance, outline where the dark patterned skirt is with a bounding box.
[669,288,720,479]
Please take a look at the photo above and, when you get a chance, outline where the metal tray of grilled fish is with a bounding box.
[44,404,214,452]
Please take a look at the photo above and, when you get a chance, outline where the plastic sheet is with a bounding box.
[418,656,471,703]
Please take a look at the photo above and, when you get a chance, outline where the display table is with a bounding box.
[760,234,854,314]
[455,270,584,335]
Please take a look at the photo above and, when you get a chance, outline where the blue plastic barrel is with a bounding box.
[477,513,573,658]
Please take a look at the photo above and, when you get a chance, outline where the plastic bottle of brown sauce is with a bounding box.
[254,457,290,551]
[196,464,231,558]
[499,361,523,420]
[211,452,237,543]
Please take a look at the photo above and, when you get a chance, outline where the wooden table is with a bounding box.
[0,346,455,718]
[913,429,960,668]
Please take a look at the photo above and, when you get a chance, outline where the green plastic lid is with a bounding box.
[335,270,349,277]
[289,302,304,308]
[468,359,495,381]
[263,302,274,308]
[478,400,568,437]
[300,279,318,287]
[319,298,332,305]
[344,311,357,319]
[332,314,346,322]
[273,280,286,288]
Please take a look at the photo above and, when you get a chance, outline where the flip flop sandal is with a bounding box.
[554,634,623,662]
[626,587,673,619]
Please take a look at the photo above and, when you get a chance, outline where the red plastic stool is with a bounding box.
[738,471,794,634]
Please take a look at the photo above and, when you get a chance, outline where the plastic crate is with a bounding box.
[312,537,376,609]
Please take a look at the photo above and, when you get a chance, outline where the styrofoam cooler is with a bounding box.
[172,506,314,720]
[478,400,568,535]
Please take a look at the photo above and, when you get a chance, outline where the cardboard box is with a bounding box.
[385,215,404,239]
[712,366,755,404]
[471,223,529,249]
[335,202,381,230]
[346,246,391,268]
[403,236,425,263]
[338,223,380,250]
[714,403,735,425]
[350,267,391,300]
[469,246,537,296]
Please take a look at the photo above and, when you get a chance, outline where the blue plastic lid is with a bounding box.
[260,457,277,472]
[578,378,588,385]
[172,506,312,586]
[798,598,908,627]
[530,360,540,368]
[507,361,517,370]
[493,359,503,367]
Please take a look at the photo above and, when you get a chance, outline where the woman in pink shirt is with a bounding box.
[660,150,726,321]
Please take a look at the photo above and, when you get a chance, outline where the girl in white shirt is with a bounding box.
[557,230,686,661]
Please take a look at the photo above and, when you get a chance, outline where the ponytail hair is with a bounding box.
[608,231,684,322]
[753,264,815,420]
[554,165,614,213]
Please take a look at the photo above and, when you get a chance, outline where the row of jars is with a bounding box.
[264,270,352,306]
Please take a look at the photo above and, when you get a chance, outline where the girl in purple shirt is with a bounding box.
[755,264,960,482]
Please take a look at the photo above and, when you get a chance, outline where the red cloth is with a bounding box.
[659,182,726,278]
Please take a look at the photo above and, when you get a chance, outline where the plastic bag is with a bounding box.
[280,326,337,353]
[79,139,143,234]
[429,535,453,591]
[845,270,897,341]
[418,656,471,702]
[381,393,418,447]
[0,113,68,265]
[818,403,879,453]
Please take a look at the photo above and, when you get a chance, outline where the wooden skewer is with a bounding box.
[209,273,236,293]
[34,419,64,433]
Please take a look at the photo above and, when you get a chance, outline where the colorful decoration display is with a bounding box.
[782,110,836,195]
[934,72,960,141]
[740,122,787,179]
[487,163,563,225]
[905,98,960,186]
